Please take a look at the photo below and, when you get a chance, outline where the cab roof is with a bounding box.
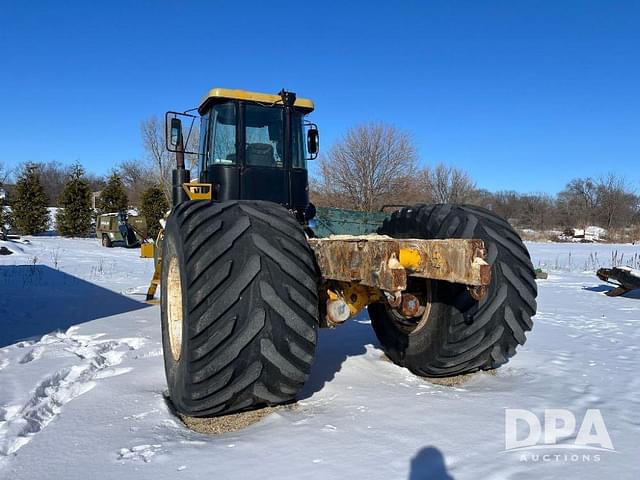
[199,88,314,113]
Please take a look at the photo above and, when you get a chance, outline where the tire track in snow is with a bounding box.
[18,346,44,364]
[0,331,146,457]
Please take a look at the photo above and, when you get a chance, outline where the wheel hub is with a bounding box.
[389,280,433,334]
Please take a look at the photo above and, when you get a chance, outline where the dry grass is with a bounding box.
[381,353,494,386]
[517,226,640,245]
[175,402,296,435]
[606,226,640,244]
[179,409,274,434]
[517,229,561,242]
[424,369,496,386]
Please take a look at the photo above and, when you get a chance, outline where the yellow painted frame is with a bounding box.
[200,88,314,111]
[182,182,213,201]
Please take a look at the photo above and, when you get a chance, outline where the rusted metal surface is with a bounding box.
[400,293,421,317]
[386,290,402,307]
[308,236,407,292]
[308,235,491,292]
[467,285,488,301]
[400,238,491,286]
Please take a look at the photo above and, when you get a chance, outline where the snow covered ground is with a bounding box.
[0,238,638,479]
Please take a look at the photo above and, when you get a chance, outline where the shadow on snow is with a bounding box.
[297,321,455,479]
[408,447,454,480]
[0,265,149,348]
[583,284,640,299]
[298,313,380,400]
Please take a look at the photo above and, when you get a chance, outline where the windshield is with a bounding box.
[245,104,283,167]
[245,104,306,169]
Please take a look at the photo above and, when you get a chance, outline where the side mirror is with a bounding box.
[307,128,319,158]
[169,118,183,147]
[165,111,199,154]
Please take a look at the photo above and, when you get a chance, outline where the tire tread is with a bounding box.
[372,203,537,377]
[161,200,319,417]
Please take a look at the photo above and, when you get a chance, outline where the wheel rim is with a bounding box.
[388,280,433,335]
[167,256,184,361]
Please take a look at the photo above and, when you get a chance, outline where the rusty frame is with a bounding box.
[308,235,491,293]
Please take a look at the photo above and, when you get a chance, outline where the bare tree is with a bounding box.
[141,116,200,202]
[555,174,638,230]
[32,161,71,206]
[84,173,107,202]
[420,164,477,204]
[316,123,418,211]
[518,193,557,230]
[596,173,636,230]
[118,160,154,208]
[0,161,10,185]
[557,177,598,227]
[141,116,173,201]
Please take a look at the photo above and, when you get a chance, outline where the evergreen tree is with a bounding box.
[56,163,93,237]
[0,184,13,238]
[98,171,128,214]
[140,184,169,240]
[0,208,13,238]
[13,164,50,235]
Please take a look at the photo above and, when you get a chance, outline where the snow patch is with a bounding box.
[0,331,143,457]
[1,237,639,478]
[117,444,162,463]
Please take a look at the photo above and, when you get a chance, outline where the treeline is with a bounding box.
[0,115,187,209]
[1,160,157,209]
[0,161,167,238]
[312,123,640,239]
[472,174,639,232]
[0,115,190,238]
[2,120,639,241]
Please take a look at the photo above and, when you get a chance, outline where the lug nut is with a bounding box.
[400,293,421,317]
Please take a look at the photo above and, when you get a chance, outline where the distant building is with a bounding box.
[92,191,102,210]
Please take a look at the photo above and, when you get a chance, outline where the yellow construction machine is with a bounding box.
[148,88,537,417]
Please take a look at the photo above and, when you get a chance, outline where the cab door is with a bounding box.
[240,103,289,205]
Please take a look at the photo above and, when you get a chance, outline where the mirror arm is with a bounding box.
[176,135,185,169]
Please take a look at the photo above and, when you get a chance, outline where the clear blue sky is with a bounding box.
[1,0,638,194]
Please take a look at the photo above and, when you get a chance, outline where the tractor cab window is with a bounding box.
[198,112,209,174]
[292,112,306,169]
[208,103,237,166]
[245,104,283,168]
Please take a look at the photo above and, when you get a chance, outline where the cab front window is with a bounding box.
[245,104,284,167]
